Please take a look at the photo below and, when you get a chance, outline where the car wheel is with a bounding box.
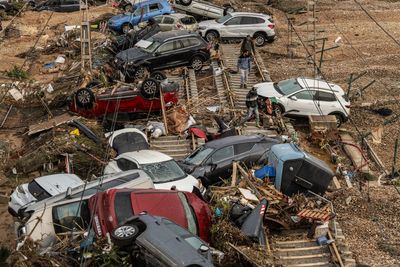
[190,56,204,71]
[122,23,133,34]
[150,71,167,81]
[111,224,140,248]
[75,88,95,109]
[274,104,284,115]
[254,32,266,47]
[205,30,218,42]
[223,5,235,16]
[331,113,344,128]
[141,78,160,99]
[123,4,133,12]
[179,0,192,6]
[133,66,148,80]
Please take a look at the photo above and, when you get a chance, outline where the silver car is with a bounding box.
[154,13,199,32]
[172,0,234,19]
[199,12,276,46]
[8,173,84,218]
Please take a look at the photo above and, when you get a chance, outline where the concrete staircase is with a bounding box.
[149,135,192,160]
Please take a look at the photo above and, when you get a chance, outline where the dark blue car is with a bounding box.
[108,0,174,33]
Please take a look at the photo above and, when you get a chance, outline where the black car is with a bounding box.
[0,0,17,14]
[34,0,80,12]
[178,135,280,186]
[111,213,213,267]
[114,30,210,81]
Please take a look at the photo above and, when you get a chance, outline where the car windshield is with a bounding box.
[183,146,214,166]
[124,5,138,15]
[178,192,198,235]
[142,160,186,183]
[216,14,232,23]
[139,38,161,53]
[28,180,51,201]
[275,78,303,95]
[163,219,205,251]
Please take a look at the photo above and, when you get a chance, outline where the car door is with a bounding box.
[234,142,258,163]
[206,145,235,183]
[222,16,243,37]
[152,40,183,69]
[313,90,337,115]
[285,90,319,115]
[239,16,261,37]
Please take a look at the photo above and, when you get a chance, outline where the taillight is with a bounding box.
[268,24,275,29]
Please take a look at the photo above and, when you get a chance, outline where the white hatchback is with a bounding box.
[8,173,83,217]
[104,150,202,193]
[254,77,351,126]
[198,12,276,46]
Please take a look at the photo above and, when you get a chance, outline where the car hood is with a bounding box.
[254,82,284,98]
[199,19,220,28]
[109,14,128,23]
[154,174,198,192]
[115,47,150,64]
[9,184,36,211]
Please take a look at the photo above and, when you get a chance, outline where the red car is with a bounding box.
[69,78,179,118]
[89,188,212,243]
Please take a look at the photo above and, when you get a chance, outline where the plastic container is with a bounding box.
[254,165,276,179]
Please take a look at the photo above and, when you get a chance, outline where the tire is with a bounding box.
[150,71,166,81]
[190,56,204,71]
[223,5,235,16]
[141,78,160,99]
[274,103,284,115]
[133,65,148,80]
[111,224,140,248]
[205,30,218,42]
[122,23,133,34]
[253,32,266,47]
[330,113,344,128]
[75,88,95,109]
[179,0,192,6]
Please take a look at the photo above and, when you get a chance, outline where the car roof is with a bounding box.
[230,12,271,18]
[296,77,345,94]
[119,150,172,164]
[152,30,199,42]
[35,174,83,196]
[204,135,266,149]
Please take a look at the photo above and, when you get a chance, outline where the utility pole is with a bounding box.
[80,0,92,73]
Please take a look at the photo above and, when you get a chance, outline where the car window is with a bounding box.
[216,14,232,24]
[234,142,255,155]
[114,192,134,224]
[163,17,174,24]
[276,78,303,95]
[48,0,60,6]
[163,219,205,251]
[142,160,186,183]
[182,37,200,48]
[52,200,90,234]
[241,17,258,25]
[255,17,265,24]
[133,6,146,16]
[314,91,336,102]
[225,17,242,26]
[180,16,196,25]
[184,147,214,166]
[211,146,234,163]
[62,0,78,4]
[178,192,198,235]
[28,180,51,201]
[158,40,182,53]
[154,16,162,23]
[293,90,315,100]
[117,158,138,171]
[149,3,160,12]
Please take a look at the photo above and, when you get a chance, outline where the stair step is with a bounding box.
[274,239,319,248]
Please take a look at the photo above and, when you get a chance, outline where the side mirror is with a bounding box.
[289,95,298,101]
[65,187,72,199]
[199,244,209,253]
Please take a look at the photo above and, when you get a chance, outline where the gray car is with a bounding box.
[111,213,213,267]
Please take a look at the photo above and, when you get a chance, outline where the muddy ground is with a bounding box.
[0,1,399,266]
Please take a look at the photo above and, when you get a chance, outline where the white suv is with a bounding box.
[199,12,276,46]
[254,77,351,126]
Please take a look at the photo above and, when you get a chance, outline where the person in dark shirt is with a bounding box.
[240,35,255,56]
[240,87,260,127]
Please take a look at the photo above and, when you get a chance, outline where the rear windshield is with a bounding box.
[180,16,196,25]
[114,192,134,224]
[28,180,51,201]
[142,160,186,183]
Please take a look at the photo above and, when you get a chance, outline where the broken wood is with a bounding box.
[159,87,169,135]
[331,176,341,189]
[327,230,345,267]
[228,242,263,267]
[237,163,262,199]
[340,133,369,173]
[0,105,12,128]
[28,113,80,135]
[231,162,237,187]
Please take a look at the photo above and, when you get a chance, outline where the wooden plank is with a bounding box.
[278,253,330,260]
[231,162,237,187]
[327,230,345,267]
[286,262,330,267]
[331,176,341,189]
[340,133,369,173]
[28,113,80,135]
[276,246,323,252]
[159,87,169,135]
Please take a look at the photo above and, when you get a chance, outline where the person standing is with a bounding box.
[240,87,260,127]
[240,35,255,56]
[237,50,252,89]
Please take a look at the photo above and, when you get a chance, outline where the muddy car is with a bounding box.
[69,78,178,118]
[111,213,214,267]
[178,135,280,186]
[114,30,210,81]
[89,188,212,243]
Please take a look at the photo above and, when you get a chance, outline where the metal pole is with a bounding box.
[391,138,399,179]
[318,38,325,74]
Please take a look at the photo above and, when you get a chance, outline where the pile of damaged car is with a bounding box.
[2,0,372,266]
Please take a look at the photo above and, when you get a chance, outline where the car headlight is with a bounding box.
[17,185,25,194]
[17,225,27,237]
